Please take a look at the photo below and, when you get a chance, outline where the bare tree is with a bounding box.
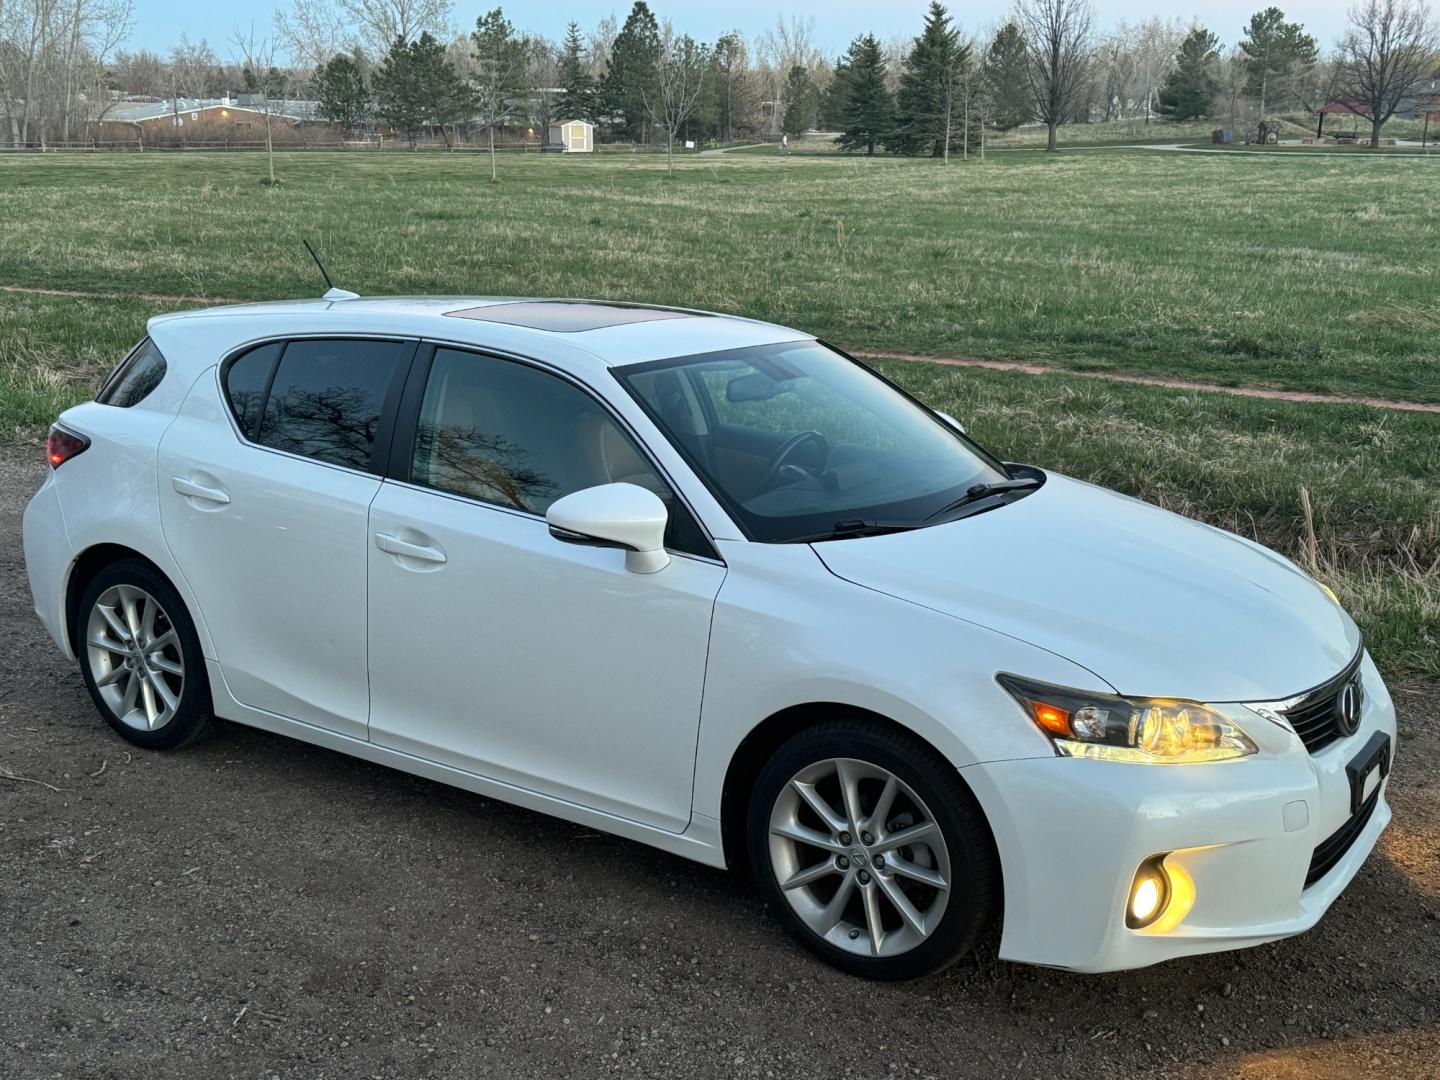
[338,0,452,58]
[0,0,128,145]
[274,0,344,71]
[1130,16,1185,122]
[0,0,60,145]
[169,34,218,98]
[644,20,708,177]
[230,25,290,184]
[588,13,618,77]
[1337,0,1439,146]
[1016,0,1095,150]
[59,0,130,141]
[111,48,166,95]
[757,15,821,133]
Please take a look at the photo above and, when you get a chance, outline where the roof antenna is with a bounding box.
[303,239,359,301]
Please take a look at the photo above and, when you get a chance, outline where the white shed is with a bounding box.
[547,119,594,153]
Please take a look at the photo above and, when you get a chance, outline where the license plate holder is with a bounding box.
[1345,730,1391,815]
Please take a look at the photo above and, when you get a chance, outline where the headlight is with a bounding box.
[998,675,1258,764]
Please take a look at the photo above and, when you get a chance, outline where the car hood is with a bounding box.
[811,472,1360,703]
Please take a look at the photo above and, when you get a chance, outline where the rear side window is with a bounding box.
[97,339,167,408]
[254,339,408,470]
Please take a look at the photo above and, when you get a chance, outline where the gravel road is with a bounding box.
[1,444,1437,1080]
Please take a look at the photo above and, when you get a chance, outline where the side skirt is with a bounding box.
[203,660,728,869]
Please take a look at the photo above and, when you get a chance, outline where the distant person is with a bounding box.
[781,133,788,156]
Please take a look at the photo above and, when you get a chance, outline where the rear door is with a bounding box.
[158,336,415,739]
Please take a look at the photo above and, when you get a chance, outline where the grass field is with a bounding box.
[0,149,1435,675]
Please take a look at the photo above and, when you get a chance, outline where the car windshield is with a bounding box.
[616,341,1013,543]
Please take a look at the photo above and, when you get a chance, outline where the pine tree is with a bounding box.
[817,54,850,130]
[601,1,661,142]
[555,21,597,122]
[981,22,1031,132]
[1157,27,1220,120]
[373,34,474,149]
[781,65,817,136]
[890,1,971,157]
[835,34,893,155]
[471,8,530,180]
[1239,7,1317,119]
[313,53,369,132]
[373,37,427,146]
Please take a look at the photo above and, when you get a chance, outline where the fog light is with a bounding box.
[1126,857,1171,929]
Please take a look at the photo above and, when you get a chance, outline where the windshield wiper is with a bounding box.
[925,477,1041,521]
[786,518,927,544]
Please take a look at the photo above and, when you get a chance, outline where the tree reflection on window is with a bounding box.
[413,420,557,512]
[254,340,406,470]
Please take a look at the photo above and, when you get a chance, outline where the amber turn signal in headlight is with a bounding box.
[997,674,1258,764]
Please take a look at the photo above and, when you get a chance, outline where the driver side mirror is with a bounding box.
[546,483,671,574]
[936,411,966,435]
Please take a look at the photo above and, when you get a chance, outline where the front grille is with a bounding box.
[1305,786,1380,888]
[1280,651,1364,755]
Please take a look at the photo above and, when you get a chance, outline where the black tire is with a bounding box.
[77,559,213,751]
[747,717,999,980]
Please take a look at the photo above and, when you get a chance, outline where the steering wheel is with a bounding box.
[757,430,831,493]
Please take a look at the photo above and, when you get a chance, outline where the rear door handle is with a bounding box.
[375,532,447,564]
[172,476,230,505]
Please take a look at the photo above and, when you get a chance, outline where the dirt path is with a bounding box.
[6,283,1437,415]
[853,350,1440,415]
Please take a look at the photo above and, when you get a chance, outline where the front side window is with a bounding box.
[97,339,167,408]
[618,342,1012,543]
[253,339,408,470]
[409,348,710,556]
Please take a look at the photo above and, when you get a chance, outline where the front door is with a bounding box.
[366,346,725,831]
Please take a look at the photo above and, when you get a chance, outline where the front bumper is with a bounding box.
[962,652,1396,972]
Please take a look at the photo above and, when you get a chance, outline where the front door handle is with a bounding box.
[172,476,230,505]
[375,532,447,564]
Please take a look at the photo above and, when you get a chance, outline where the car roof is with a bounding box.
[147,296,814,375]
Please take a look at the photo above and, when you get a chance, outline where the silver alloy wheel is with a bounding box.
[768,757,952,958]
[85,584,185,732]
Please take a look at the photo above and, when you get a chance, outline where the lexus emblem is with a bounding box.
[1335,680,1363,736]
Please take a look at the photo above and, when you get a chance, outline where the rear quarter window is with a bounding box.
[223,341,282,438]
[97,339,168,408]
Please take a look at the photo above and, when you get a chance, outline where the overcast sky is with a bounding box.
[130,1,1358,63]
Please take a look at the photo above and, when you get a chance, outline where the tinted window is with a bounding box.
[256,339,407,470]
[411,348,710,556]
[97,339,167,408]
[224,342,280,438]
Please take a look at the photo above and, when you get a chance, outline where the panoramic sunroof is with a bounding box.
[445,301,700,332]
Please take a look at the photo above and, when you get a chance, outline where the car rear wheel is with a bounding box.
[78,560,212,750]
[748,718,998,979]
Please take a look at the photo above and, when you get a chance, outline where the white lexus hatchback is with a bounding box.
[24,296,1395,979]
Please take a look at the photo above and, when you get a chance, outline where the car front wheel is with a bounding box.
[748,718,998,979]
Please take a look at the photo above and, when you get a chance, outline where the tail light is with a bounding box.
[46,426,89,469]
